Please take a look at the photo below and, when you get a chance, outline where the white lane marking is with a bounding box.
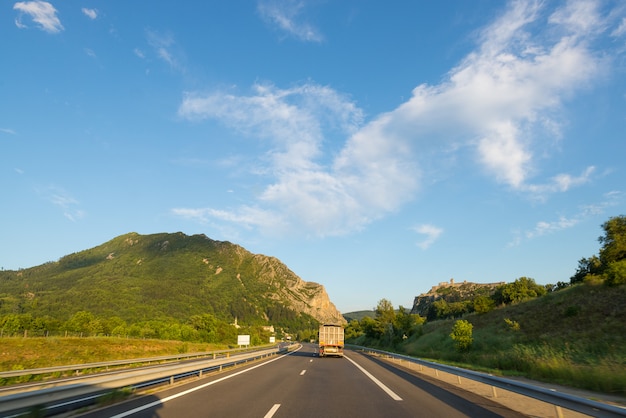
[264,404,281,418]
[300,370,306,375]
[344,355,403,401]
[110,347,302,418]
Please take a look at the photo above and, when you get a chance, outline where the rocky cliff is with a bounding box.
[410,278,504,317]
[245,252,346,325]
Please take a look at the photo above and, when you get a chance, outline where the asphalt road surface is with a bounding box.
[77,344,527,418]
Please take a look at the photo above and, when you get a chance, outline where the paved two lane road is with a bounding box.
[79,344,525,418]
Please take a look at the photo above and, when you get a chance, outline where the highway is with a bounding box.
[78,344,526,418]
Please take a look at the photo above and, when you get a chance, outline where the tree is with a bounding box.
[450,319,473,352]
[360,316,379,339]
[0,314,26,335]
[494,277,546,305]
[345,319,363,340]
[375,299,396,325]
[375,299,396,345]
[604,260,626,286]
[430,299,450,320]
[570,256,602,284]
[599,215,626,267]
[473,295,495,314]
[65,311,96,335]
[393,306,423,338]
[596,215,626,286]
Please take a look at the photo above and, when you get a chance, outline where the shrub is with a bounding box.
[450,320,473,352]
[504,318,520,331]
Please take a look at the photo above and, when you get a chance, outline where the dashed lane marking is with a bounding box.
[264,404,281,418]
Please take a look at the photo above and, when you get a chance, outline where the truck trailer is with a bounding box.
[318,324,344,357]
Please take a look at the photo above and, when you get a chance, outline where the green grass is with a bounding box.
[396,283,626,395]
[0,336,224,373]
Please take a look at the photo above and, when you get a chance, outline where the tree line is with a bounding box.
[347,215,626,350]
[0,311,276,345]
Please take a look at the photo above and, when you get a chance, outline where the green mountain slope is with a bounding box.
[0,232,344,330]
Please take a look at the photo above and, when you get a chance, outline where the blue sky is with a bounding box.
[2,1,626,313]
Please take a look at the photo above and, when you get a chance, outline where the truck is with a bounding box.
[318,324,344,357]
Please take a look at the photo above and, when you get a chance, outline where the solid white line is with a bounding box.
[110,347,301,418]
[344,355,403,401]
[264,403,281,418]
[300,369,306,375]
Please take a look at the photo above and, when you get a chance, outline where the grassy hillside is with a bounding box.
[343,310,375,322]
[0,232,340,340]
[395,283,626,394]
[1,233,258,322]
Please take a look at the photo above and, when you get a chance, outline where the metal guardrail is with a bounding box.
[0,345,272,379]
[0,345,293,417]
[350,345,626,418]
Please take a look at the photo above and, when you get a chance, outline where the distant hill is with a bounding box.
[0,232,345,330]
[343,310,375,322]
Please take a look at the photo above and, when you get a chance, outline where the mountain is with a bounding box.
[410,278,505,318]
[0,232,345,329]
[343,310,375,322]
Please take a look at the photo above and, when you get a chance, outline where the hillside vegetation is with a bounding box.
[0,232,343,344]
[347,215,626,395]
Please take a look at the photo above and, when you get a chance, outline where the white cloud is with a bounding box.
[178,82,383,236]
[509,190,624,246]
[81,8,97,20]
[522,166,595,199]
[180,83,363,164]
[548,0,602,34]
[176,1,618,238]
[397,0,602,191]
[39,186,85,222]
[613,17,626,37]
[257,0,323,42]
[526,216,580,240]
[1,128,17,135]
[13,1,63,33]
[412,224,443,249]
[146,30,185,72]
[173,206,281,232]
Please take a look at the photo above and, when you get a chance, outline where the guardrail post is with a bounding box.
[555,405,564,418]
[457,376,462,385]
[170,376,174,385]
[492,386,498,398]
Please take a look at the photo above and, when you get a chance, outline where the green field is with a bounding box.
[0,337,224,374]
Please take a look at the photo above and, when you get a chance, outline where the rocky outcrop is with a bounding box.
[410,278,504,317]
[246,253,346,325]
